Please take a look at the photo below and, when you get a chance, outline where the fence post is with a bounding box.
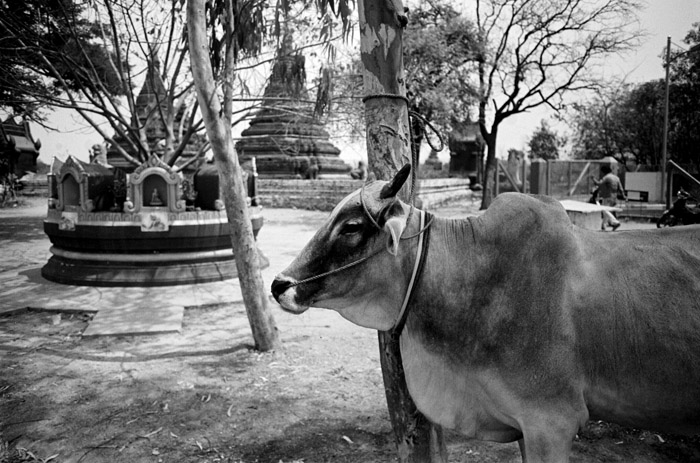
[529,159,546,195]
[546,161,551,196]
[495,161,501,196]
[666,163,673,210]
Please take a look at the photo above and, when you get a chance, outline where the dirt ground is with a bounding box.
[1,198,699,463]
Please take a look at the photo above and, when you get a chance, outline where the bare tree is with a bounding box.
[2,0,282,350]
[0,0,209,168]
[474,0,642,208]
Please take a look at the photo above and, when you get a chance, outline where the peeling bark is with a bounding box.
[359,0,447,460]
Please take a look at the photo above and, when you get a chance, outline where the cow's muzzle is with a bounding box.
[271,275,308,314]
[271,276,293,300]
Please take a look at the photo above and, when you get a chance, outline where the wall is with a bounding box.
[257,178,472,211]
[626,172,662,203]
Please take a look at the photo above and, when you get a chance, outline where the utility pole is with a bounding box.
[662,36,671,208]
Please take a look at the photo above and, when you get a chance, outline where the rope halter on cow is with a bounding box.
[287,182,432,333]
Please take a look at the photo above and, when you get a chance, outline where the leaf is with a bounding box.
[140,427,163,439]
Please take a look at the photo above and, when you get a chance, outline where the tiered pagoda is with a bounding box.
[235,32,350,178]
[106,58,205,173]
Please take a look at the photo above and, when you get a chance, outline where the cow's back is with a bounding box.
[569,224,700,434]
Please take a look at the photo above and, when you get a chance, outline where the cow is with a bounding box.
[271,165,700,463]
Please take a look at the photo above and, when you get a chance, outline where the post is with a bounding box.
[495,160,501,195]
[357,0,447,461]
[667,167,673,210]
[661,36,671,205]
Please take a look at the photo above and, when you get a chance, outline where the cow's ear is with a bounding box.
[379,164,411,199]
[383,216,406,256]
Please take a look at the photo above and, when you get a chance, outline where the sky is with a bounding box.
[27,0,700,166]
[495,0,700,160]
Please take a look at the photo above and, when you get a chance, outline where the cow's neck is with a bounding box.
[398,216,519,439]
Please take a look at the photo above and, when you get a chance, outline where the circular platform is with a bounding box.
[42,208,267,287]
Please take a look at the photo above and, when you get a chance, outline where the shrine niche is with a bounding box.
[448,121,485,186]
[47,157,63,209]
[55,156,115,214]
[235,31,350,178]
[123,154,185,215]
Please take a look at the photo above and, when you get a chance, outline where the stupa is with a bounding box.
[235,31,350,178]
[106,57,205,173]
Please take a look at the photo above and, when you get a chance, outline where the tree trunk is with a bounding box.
[187,0,280,352]
[480,127,498,210]
[358,0,447,461]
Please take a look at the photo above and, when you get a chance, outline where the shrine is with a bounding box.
[448,121,484,186]
[0,117,41,177]
[43,154,266,286]
[235,32,350,178]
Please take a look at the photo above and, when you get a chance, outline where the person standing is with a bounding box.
[592,164,626,231]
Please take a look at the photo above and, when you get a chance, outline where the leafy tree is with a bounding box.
[567,22,700,169]
[474,0,642,209]
[325,2,481,162]
[528,120,563,160]
[404,2,480,150]
[567,83,665,164]
[666,22,700,170]
[0,0,123,118]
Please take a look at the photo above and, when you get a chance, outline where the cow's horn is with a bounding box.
[379,164,411,199]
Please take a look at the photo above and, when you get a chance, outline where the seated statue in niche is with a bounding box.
[306,156,320,180]
[150,188,164,206]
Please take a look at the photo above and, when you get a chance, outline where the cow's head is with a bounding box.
[271,165,416,330]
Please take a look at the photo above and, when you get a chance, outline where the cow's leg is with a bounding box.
[517,414,581,463]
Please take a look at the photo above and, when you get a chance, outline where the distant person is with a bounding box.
[350,160,368,180]
[592,164,626,231]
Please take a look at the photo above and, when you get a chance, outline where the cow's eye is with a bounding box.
[340,221,363,235]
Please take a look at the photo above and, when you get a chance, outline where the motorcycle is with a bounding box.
[656,188,700,228]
